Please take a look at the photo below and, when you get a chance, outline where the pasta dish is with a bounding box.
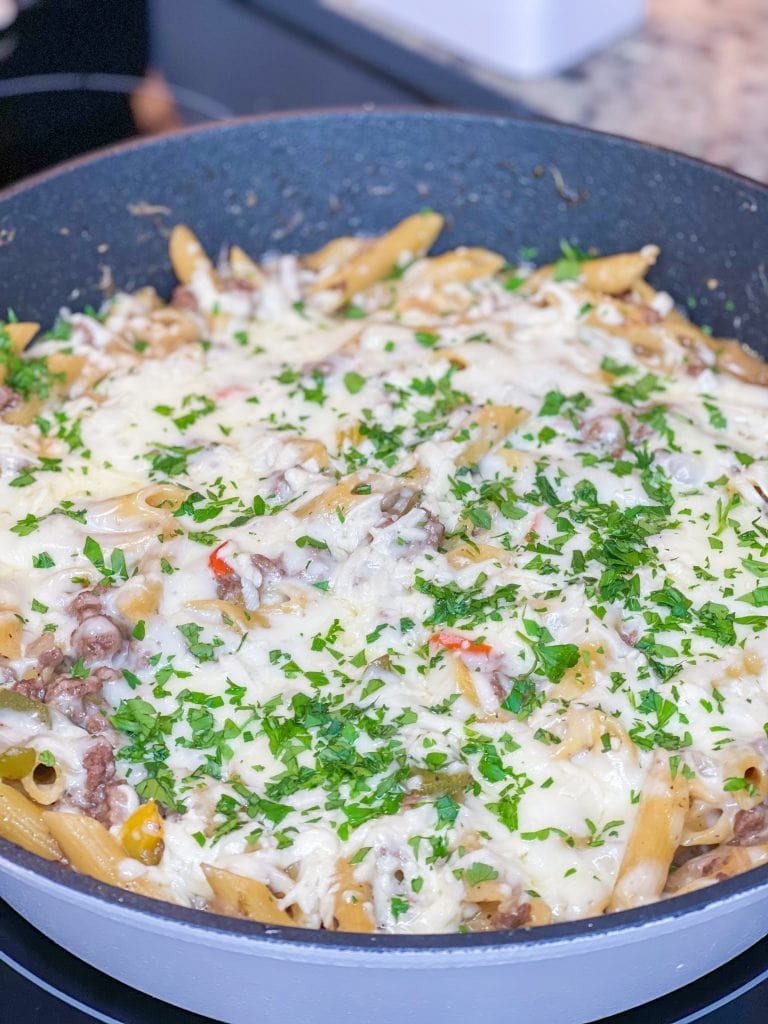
[1,212,767,933]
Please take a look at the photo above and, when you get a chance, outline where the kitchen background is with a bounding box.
[0,0,766,188]
[1,3,767,1022]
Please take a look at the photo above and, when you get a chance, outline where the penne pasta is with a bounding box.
[680,798,734,847]
[446,543,505,569]
[579,247,659,295]
[229,245,266,287]
[555,706,634,761]
[332,859,374,932]
[0,783,61,861]
[293,475,371,519]
[402,247,505,288]
[455,405,530,467]
[310,212,444,308]
[46,352,87,389]
[3,321,39,353]
[665,844,768,895]
[453,654,481,708]
[523,246,658,297]
[2,398,43,427]
[608,753,689,911]
[21,760,66,806]
[0,608,22,660]
[285,437,330,471]
[169,224,215,285]
[42,811,165,900]
[302,236,369,273]
[86,485,187,537]
[185,598,270,632]
[203,864,293,926]
[115,577,163,624]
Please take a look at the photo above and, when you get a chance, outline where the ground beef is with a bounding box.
[469,899,532,931]
[70,615,125,663]
[45,674,110,734]
[90,666,121,686]
[490,901,532,930]
[215,572,243,602]
[489,672,508,703]
[618,627,639,648]
[421,510,445,549]
[379,487,420,519]
[300,358,334,377]
[580,414,626,458]
[385,508,445,559]
[12,676,46,702]
[267,470,293,502]
[37,645,65,671]
[685,358,708,378]
[634,303,662,325]
[80,738,117,824]
[733,801,768,846]
[251,553,285,585]
[672,844,711,868]
[216,554,285,603]
[106,783,134,827]
[171,285,199,312]
[227,277,259,295]
[701,850,735,880]
[45,674,102,704]
[68,586,109,622]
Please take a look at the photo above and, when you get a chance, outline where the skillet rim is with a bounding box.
[1,108,767,953]
[2,833,768,952]
[0,106,767,204]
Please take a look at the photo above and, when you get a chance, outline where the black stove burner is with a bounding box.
[1,900,766,1023]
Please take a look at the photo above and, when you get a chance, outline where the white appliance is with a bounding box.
[346,0,646,79]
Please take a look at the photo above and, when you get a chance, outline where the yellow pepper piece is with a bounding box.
[121,799,165,866]
[0,745,36,780]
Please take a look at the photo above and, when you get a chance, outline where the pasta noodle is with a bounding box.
[609,753,689,911]
[401,247,506,288]
[665,844,768,896]
[455,405,530,467]
[332,859,374,932]
[42,811,165,900]
[302,236,368,273]
[2,321,39,354]
[229,245,266,287]
[202,864,293,926]
[0,609,22,660]
[294,476,371,519]
[169,225,215,286]
[21,760,66,805]
[0,783,61,861]
[310,212,444,309]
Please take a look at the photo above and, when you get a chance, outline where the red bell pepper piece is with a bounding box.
[430,630,492,655]
[208,542,234,577]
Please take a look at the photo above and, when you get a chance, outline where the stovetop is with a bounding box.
[0,900,766,1024]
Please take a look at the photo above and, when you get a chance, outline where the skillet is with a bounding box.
[0,110,767,1024]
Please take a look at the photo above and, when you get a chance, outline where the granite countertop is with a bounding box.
[326,0,768,183]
